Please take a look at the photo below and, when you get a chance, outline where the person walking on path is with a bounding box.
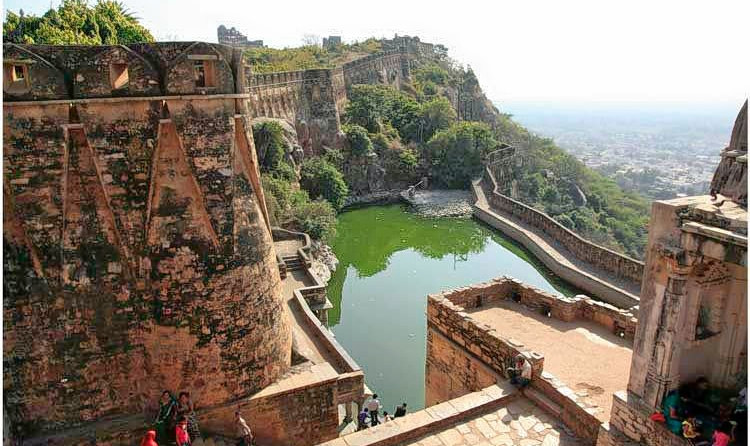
[366,394,382,427]
[394,403,407,418]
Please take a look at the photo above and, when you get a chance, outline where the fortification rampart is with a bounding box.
[3,42,294,440]
[482,164,645,284]
[243,49,410,155]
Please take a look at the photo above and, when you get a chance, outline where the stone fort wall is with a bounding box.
[482,163,645,285]
[246,48,411,154]
[426,277,638,443]
[3,42,292,438]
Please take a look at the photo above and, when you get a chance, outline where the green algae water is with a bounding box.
[328,204,578,413]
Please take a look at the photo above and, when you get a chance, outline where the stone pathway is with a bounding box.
[404,398,582,446]
[472,178,640,308]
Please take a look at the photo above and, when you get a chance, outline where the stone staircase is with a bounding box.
[282,254,304,271]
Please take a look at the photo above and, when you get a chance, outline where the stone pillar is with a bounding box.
[344,401,356,423]
[641,265,691,409]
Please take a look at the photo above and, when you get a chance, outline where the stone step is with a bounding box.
[523,386,562,418]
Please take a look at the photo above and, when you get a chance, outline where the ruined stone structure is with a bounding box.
[217,25,264,48]
[245,48,412,156]
[710,100,747,207]
[322,36,342,50]
[599,101,748,446]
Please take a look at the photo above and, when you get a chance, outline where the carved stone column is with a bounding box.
[642,265,691,409]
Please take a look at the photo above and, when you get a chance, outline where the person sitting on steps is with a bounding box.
[357,407,370,431]
[394,402,407,418]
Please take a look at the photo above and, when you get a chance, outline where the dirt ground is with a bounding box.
[468,300,632,421]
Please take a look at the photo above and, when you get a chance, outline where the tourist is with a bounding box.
[663,389,683,435]
[235,411,254,446]
[155,390,177,444]
[510,355,532,388]
[712,422,733,446]
[140,430,158,446]
[366,394,382,427]
[175,417,191,446]
[176,392,201,441]
[382,411,393,422]
[683,378,713,415]
[394,403,407,418]
[357,408,369,431]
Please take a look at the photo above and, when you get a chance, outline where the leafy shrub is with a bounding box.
[425,121,498,188]
[253,121,288,173]
[343,124,373,156]
[300,157,349,210]
[294,199,337,241]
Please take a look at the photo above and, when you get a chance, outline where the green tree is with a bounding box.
[343,124,373,156]
[300,157,349,210]
[419,96,457,142]
[4,0,154,44]
[344,84,420,142]
[425,121,498,188]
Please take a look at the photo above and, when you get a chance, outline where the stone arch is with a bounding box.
[3,44,67,100]
[164,42,235,95]
[74,45,161,98]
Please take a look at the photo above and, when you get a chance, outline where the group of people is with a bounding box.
[660,378,746,446]
[140,391,255,446]
[357,394,408,431]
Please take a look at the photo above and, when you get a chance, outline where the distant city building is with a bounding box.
[217,25,264,48]
[322,35,342,49]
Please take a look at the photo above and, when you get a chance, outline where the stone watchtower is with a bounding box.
[3,42,291,442]
[602,101,748,446]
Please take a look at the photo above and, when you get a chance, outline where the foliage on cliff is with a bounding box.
[426,122,497,188]
[488,113,649,258]
[245,38,382,73]
[254,123,340,241]
[4,0,154,44]
[337,53,648,257]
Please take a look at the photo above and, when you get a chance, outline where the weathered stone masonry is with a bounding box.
[426,277,631,442]
[3,42,292,438]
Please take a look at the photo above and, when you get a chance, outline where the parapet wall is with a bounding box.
[342,49,409,90]
[427,277,638,443]
[482,165,645,284]
[2,42,296,440]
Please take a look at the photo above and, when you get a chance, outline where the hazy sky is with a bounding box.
[5,0,748,105]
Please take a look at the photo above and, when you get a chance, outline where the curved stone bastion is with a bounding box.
[3,42,294,440]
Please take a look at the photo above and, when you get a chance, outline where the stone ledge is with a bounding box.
[318,383,518,446]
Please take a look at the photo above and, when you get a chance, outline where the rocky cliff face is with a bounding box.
[710,100,747,207]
